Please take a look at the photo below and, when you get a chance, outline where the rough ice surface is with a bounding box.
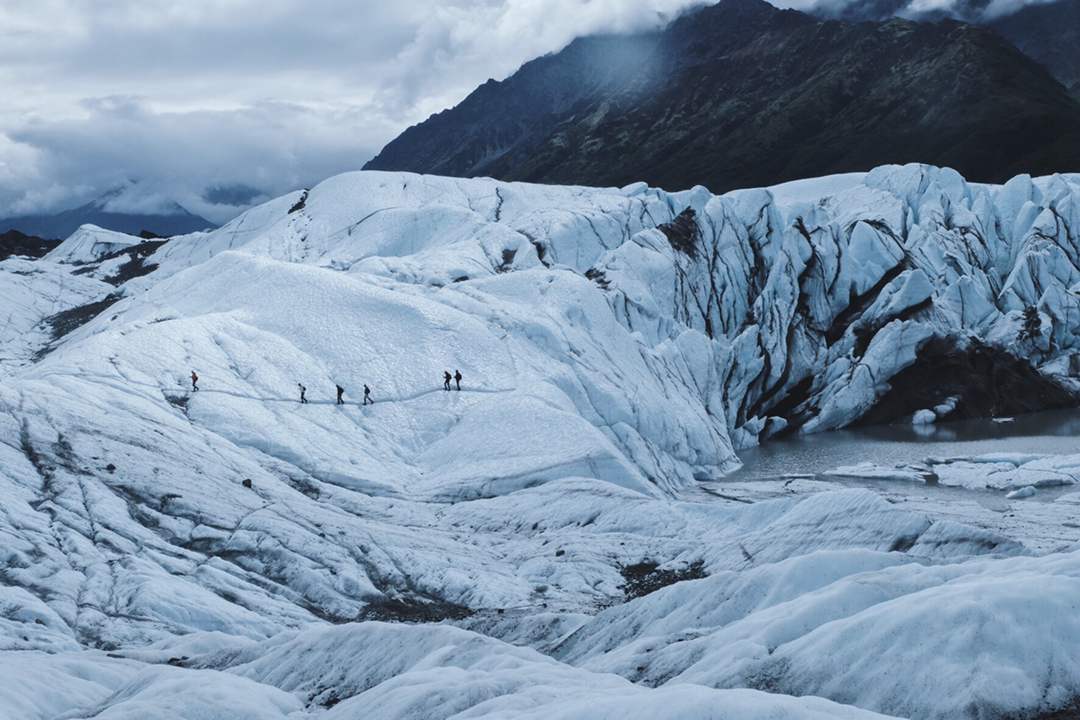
[832,453,1080,491]
[2,166,1080,719]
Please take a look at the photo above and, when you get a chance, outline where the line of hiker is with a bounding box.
[307,382,371,405]
[187,370,462,403]
[302,381,370,404]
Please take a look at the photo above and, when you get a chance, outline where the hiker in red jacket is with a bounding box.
[190,371,199,391]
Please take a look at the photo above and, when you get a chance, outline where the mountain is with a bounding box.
[364,0,1080,193]
[799,0,1080,100]
[2,165,1080,718]
[988,0,1080,99]
[0,190,215,240]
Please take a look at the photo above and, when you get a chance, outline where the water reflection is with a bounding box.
[729,408,1080,481]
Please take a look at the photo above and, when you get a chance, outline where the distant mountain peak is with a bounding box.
[0,187,215,240]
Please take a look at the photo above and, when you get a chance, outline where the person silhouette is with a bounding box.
[336,385,345,405]
[363,384,372,405]
[298,383,308,404]
[454,369,462,391]
[443,371,451,391]
[190,371,199,391]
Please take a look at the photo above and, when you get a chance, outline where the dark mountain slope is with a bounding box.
[366,0,1080,192]
[988,0,1080,98]
[366,0,790,184]
[802,0,1080,101]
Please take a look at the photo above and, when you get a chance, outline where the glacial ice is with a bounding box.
[2,165,1080,718]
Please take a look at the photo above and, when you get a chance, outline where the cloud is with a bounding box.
[0,0,715,226]
[0,0,437,223]
[202,184,267,207]
[898,0,962,14]
[766,0,1061,22]
[976,0,1062,20]
[2,0,1057,228]
[1,97,390,224]
[374,0,707,121]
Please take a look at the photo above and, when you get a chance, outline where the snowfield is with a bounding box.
[1,165,1080,718]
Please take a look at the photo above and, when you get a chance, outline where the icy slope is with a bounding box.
[0,624,901,720]
[24,166,1080,455]
[555,547,1080,720]
[2,166,1080,719]
[6,543,1079,719]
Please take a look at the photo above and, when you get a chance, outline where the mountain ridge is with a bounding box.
[365,0,1080,192]
[799,0,1080,98]
[1,189,216,240]
[988,0,1080,98]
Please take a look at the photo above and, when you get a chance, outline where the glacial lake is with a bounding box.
[700,408,1080,553]
[728,408,1080,491]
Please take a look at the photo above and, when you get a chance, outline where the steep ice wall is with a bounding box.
[594,167,1080,447]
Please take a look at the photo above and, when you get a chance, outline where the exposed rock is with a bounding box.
[0,229,61,260]
[365,0,1080,192]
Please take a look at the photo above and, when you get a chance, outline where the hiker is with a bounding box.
[336,385,345,405]
[298,383,308,404]
[363,384,372,405]
[190,371,199,391]
[454,369,462,391]
[443,371,451,391]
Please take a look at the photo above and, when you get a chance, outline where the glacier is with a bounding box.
[1,165,1080,718]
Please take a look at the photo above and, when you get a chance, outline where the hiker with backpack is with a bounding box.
[190,371,199,391]
[363,384,372,405]
[298,383,308,404]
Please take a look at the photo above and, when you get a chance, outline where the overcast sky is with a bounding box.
[0,0,718,224]
[0,0,1053,225]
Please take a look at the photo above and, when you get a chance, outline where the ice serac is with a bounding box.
[594,166,1080,445]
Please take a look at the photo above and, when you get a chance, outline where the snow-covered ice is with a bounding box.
[2,165,1080,718]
